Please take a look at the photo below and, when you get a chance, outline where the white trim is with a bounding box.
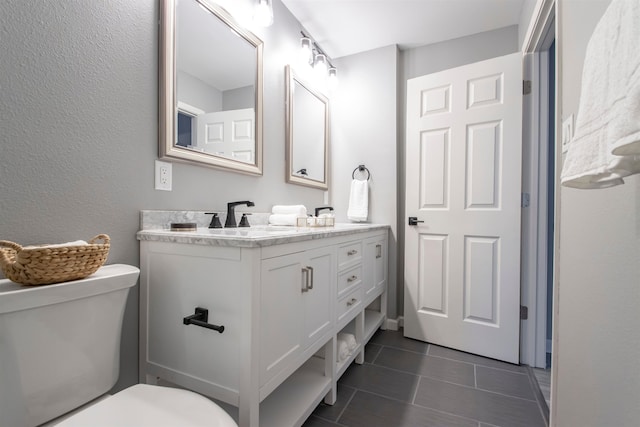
[520,0,556,369]
[385,316,403,331]
[522,0,556,53]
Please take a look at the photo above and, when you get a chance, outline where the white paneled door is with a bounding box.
[404,53,522,363]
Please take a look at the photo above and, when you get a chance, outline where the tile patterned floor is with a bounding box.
[303,329,547,427]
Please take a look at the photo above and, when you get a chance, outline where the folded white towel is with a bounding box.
[268,214,298,226]
[347,179,368,222]
[338,332,357,352]
[271,205,307,217]
[560,0,640,188]
[25,240,88,249]
[336,338,349,362]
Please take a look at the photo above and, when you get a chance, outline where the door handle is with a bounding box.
[408,217,424,226]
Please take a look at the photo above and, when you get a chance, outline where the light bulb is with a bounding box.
[314,54,328,77]
[328,67,338,90]
[300,37,313,66]
[254,0,273,27]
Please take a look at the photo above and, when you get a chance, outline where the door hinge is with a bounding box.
[521,192,530,208]
[523,80,532,95]
[520,305,528,320]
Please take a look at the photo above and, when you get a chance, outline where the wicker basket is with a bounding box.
[0,234,110,286]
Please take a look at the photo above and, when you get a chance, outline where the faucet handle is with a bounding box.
[205,212,223,229]
[239,213,251,228]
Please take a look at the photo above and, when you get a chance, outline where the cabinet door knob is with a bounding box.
[346,298,357,306]
[347,249,358,256]
[347,275,358,283]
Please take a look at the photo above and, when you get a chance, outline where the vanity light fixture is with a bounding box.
[254,0,273,27]
[299,32,338,88]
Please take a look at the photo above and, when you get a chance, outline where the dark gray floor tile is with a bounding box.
[369,329,429,354]
[312,384,356,422]
[338,390,478,427]
[414,377,545,427]
[476,366,535,400]
[338,362,419,403]
[363,342,382,363]
[374,347,475,387]
[428,344,526,373]
[302,415,344,427]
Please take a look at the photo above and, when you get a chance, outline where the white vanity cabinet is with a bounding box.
[260,246,334,392]
[138,224,388,427]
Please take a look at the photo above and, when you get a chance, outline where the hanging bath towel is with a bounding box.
[347,179,368,222]
[560,0,640,189]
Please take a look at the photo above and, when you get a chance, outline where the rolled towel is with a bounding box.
[338,332,357,352]
[272,205,307,217]
[268,214,298,226]
[25,240,88,249]
[336,338,349,362]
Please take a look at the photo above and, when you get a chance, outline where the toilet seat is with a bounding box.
[54,384,237,427]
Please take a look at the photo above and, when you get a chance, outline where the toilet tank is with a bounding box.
[0,264,140,427]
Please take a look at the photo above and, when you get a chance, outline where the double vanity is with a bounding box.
[137,211,388,426]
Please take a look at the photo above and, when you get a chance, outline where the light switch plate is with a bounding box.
[562,114,574,153]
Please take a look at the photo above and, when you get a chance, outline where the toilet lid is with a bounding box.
[55,384,238,427]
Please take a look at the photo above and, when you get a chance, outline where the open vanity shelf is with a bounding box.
[138,221,388,427]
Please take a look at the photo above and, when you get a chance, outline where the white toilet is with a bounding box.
[0,264,237,427]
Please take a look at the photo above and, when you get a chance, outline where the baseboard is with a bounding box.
[385,316,404,331]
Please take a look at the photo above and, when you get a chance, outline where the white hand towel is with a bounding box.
[336,338,349,362]
[271,205,307,217]
[338,332,357,352]
[268,214,298,226]
[347,179,368,222]
[560,0,640,189]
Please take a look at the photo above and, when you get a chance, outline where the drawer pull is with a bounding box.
[347,249,358,256]
[346,298,357,306]
[347,275,358,283]
[301,266,314,292]
[376,244,382,259]
[183,307,224,333]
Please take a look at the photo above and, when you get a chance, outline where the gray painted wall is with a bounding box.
[0,0,330,392]
[555,0,640,424]
[332,45,399,318]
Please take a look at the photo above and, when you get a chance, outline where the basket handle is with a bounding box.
[88,234,110,245]
[0,240,23,252]
[0,240,22,268]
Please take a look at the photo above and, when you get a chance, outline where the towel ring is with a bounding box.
[352,165,371,181]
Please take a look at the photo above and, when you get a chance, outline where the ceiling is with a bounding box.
[280,0,526,59]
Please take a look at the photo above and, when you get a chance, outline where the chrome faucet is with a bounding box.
[225,201,255,228]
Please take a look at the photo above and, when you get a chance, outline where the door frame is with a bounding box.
[520,0,556,369]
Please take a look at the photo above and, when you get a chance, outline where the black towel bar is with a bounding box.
[352,164,371,180]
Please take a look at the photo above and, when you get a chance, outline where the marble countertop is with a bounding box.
[137,223,389,248]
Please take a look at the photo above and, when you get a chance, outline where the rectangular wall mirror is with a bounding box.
[285,65,329,190]
[159,0,264,175]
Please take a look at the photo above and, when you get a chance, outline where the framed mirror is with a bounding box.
[159,0,263,175]
[285,65,329,190]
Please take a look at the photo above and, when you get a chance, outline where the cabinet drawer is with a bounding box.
[336,287,363,328]
[337,241,362,271]
[337,265,362,298]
